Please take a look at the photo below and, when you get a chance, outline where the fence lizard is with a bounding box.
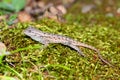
[24,26,112,66]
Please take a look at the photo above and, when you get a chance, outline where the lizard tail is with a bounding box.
[76,43,113,67]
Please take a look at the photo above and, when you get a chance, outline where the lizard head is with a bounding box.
[24,26,45,38]
[24,26,36,37]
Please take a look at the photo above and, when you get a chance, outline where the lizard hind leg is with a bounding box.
[69,44,86,57]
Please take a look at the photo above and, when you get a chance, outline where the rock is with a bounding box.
[106,13,114,17]
[57,5,67,14]
[18,11,32,22]
[81,4,95,13]
[49,6,58,15]
[38,1,45,8]
[0,42,10,55]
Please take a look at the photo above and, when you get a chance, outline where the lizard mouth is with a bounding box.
[23,29,30,36]
[23,30,27,34]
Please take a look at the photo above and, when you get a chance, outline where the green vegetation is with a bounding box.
[0,18,120,79]
[0,0,120,79]
[0,0,26,12]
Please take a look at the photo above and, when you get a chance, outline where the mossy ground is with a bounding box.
[0,18,120,80]
[0,1,120,79]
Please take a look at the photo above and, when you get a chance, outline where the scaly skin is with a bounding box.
[24,26,112,66]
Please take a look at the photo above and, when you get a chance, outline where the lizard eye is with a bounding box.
[28,30,31,32]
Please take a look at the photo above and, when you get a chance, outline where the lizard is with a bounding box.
[24,26,112,66]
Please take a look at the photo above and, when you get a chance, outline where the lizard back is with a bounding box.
[24,26,112,67]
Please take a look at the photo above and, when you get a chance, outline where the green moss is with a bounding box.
[0,18,120,79]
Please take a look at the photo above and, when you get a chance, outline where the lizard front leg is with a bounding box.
[38,38,50,50]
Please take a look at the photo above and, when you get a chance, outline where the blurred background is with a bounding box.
[0,0,120,25]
